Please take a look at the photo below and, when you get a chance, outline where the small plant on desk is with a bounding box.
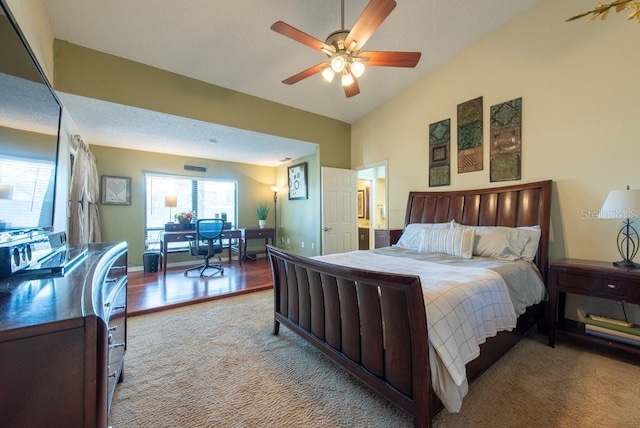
[257,202,270,228]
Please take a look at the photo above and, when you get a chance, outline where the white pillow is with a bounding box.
[418,226,475,259]
[394,221,453,250]
[517,225,541,262]
[471,226,530,260]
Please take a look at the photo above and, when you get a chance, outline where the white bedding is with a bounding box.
[314,249,546,412]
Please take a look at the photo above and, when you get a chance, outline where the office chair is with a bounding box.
[184,218,225,277]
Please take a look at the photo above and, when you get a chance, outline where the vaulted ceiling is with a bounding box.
[40,0,539,165]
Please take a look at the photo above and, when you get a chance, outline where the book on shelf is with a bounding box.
[584,324,640,347]
[577,308,640,337]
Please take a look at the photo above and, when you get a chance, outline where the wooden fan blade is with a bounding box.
[282,62,329,85]
[359,51,421,67]
[344,76,360,98]
[344,0,397,51]
[271,21,334,53]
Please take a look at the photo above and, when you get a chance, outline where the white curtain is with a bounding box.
[68,139,102,245]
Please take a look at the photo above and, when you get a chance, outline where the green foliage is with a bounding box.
[257,202,271,220]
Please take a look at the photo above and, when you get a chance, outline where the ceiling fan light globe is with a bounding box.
[330,55,347,73]
[322,68,335,83]
[341,72,354,87]
[351,61,365,78]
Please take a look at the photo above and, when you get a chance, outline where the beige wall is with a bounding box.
[352,0,640,265]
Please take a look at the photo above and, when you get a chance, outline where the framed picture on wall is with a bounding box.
[357,190,365,218]
[101,175,131,205]
[288,162,308,200]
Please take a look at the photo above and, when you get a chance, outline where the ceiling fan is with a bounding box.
[271,0,421,98]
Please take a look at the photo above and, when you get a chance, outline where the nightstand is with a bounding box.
[374,229,403,248]
[548,258,640,354]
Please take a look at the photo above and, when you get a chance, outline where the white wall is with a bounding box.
[352,0,640,264]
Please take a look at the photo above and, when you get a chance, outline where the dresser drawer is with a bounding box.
[556,271,639,300]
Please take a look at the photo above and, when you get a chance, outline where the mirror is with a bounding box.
[0,2,62,233]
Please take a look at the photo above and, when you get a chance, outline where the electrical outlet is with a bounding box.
[287,238,290,244]
[281,236,284,243]
[301,241,304,248]
[311,242,314,249]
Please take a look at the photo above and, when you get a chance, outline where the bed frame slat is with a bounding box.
[286,261,299,323]
[338,278,361,362]
[321,273,341,350]
[295,265,311,331]
[381,287,413,396]
[308,270,325,339]
[358,284,384,377]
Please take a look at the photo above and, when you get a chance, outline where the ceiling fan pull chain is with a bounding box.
[341,0,345,30]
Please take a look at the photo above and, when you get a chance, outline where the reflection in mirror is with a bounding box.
[0,2,61,233]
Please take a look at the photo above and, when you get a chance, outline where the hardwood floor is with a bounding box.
[127,258,273,317]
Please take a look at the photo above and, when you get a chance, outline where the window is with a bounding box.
[0,155,55,230]
[144,173,237,250]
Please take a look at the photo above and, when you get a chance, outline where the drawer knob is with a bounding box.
[607,283,617,289]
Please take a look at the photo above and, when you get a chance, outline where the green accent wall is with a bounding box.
[53,40,350,169]
[91,144,292,266]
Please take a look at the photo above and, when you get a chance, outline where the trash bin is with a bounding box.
[143,251,160,273]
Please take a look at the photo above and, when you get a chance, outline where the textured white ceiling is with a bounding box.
[38,0,539,165]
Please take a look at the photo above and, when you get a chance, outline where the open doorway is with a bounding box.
[356,162,388,250]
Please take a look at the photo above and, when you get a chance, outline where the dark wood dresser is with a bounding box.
[0,242,128,428]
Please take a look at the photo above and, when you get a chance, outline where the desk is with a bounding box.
[161,229,243,276]
[241,228,274,261]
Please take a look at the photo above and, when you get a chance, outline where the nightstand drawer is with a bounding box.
[556,271,640,300]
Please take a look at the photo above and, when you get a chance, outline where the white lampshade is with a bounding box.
[330,55,347,73]
[599,189,640,220]
[270,185,279,193]
[341,71,354,87]
[322,68,335,83]
[165,196,178,208]
[0,184,13,200]
[350,61,365,78]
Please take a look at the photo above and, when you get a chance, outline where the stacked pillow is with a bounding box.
[394,221,541,261]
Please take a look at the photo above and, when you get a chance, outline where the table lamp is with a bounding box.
[599,186,640,268]
[165,196,177,222]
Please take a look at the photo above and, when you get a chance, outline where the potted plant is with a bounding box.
[257,202,270,228]
[174,211,195,228]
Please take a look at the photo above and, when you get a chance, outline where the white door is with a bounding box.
[321,167,357,255]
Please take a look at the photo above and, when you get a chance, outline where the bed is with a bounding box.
[267,180,552,428]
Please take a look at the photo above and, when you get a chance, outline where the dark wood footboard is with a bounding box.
[267,245,433,427]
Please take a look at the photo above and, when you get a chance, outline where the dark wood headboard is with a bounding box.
[404,180,552,282]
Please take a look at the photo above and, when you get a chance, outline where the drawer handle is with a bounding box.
[607,284,617,289]
[110,342,125,350]
[108,325,118,332]
[105,278,118,284]
[108,371,119,378]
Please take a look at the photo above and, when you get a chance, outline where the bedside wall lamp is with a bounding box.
[599,186,640,268]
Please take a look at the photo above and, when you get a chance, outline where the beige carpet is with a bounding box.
[111,290,640,427]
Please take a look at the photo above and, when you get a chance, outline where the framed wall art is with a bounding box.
[101,175,131,205]
[288,162,308,200]
[457,96,484,173]
[357,189,365,218]
[490,97,522,182]
[428,118,451,187]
